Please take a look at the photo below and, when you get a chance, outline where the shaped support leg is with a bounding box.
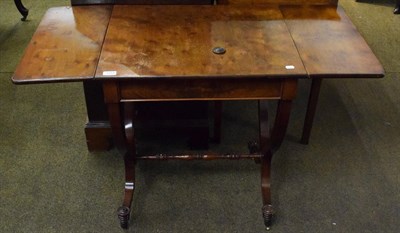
[118,154,136,229]
[258,98,293,230]
[106,96,136,229]
[261,151,274,230]
[272,100,294,151]
[117,102,137,229]
[258,100,273,230]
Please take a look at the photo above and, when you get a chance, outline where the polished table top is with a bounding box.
[13,6,112,83]
[96,5,306,79]
[12,4,384,84]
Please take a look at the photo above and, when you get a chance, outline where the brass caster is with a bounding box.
[117,206,130,229]
[262,204,273,231]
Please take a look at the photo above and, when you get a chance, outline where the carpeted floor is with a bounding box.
[1,0,399,232]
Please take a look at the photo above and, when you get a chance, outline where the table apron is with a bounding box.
[103,78,297,103]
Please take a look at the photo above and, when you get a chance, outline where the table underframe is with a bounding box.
[102,78,298,230]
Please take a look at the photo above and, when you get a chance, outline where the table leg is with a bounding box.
[258,100,273,230]
[259,93,295,229]
[300,78,322,145]
[117,102,137,229]
[104,81,136,229]
[261,156,274,231]
[14,0,29,21]
[272,100,294,151]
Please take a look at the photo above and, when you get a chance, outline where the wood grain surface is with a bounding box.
[282,5,384,78]
[96,5,306,79]
[12,6,112,83]
[118,78,285,101]
[13,3,383,83]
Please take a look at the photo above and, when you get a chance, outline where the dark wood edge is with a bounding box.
[12,76,94,85]
[309,73,384,79]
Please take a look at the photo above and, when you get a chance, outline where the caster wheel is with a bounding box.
[262,204,273,231]
[117,206,130,229]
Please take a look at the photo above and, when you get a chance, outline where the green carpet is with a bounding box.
[1,0,399,232]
